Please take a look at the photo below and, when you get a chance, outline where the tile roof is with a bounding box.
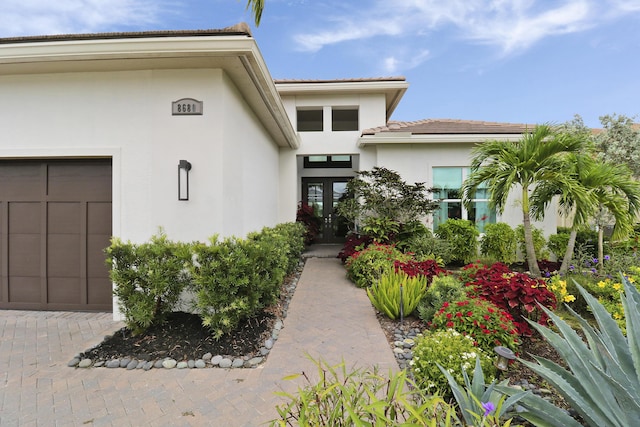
[0,23,252,44]
[362,119,534,135]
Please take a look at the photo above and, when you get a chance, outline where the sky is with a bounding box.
[1,0,639,128]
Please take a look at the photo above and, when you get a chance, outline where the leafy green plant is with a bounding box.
[367,270,427,320]
[191,232,288,339]
[361,216,400,243]
[435,219,479,264]
[345,243,409,288]
[417,275,467,323]
[411,329,496,395]
[249,222,306,275]
[400,231,455,265]
[270,357,459,426]
[547,232,570,260]
[515,224,549,262]
[480,222,516,264]
[107,232,193,335]
[497,276,640,427]
[440,357,527,427]
[430,297,519,353]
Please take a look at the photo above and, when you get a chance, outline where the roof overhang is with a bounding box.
[275,78,408,121]
[357,133,524,148]
[0,30,300,149]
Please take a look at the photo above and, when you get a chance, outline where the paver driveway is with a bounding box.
[0,256,398,426]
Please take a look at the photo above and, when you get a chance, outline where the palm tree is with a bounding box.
[462,125,588,277]
[245,0,264,26]
[533,154,640,274]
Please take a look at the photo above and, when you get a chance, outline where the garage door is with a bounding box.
[0,159,112,311]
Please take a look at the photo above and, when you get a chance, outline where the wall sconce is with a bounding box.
[178,160,192,201]
[494,346,516,377]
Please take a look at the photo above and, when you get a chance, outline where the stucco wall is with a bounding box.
[0,68,282,242]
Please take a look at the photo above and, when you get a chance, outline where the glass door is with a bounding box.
[302,177,351,243]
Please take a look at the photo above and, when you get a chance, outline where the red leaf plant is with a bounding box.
[461,262,556,336]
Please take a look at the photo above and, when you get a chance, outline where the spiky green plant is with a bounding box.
[497,275,640,427]
[367,270,427,320]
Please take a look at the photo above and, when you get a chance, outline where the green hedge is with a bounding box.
[108,222,305,338]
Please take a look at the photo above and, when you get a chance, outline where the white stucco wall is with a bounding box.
[0,68,283,243]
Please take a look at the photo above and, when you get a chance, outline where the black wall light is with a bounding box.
[178,160,192,201]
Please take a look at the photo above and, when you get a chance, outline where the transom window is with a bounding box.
[432,167,495,233]
[304,155,353,168]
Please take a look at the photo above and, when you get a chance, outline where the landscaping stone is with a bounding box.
[126,360,138,370]
[211,355,223,366]
[187,360,195,369]
[153,360,164,369]
[177,361,189,369]
[143,361,154,371]
[264,338,274,350]
[120,358,131,368]
[106,360,121,369]
[78,359,92,368]
[202,353,212,361]
[195,360,206,369]
[162,359,177,369]
[67,358,80,367]
[231,358,244,368]
[219,358,232,368]
[94,361,105,368]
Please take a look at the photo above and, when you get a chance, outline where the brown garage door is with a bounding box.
[0,159,112,311]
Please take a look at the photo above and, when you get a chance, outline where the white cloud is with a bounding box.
[383,49,430,74]
[293,0,640,56]
[0,0,167,37]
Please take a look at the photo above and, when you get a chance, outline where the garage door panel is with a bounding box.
[87,202,112,235]
[48,203,80,234]
[48,234,80,277]
[8,234,41,277]
[87,234,110,277]
[88,278,113,305]
[9,202,41,234]
[48,163,112,200]
[8,277,40,303]
[47,278,80,304]
[0,163,41,200]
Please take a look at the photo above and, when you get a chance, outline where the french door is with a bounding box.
[302,177,351,243]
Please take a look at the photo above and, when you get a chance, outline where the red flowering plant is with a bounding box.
[393,259,446,284]
[337,234,373,263]
[462,262,557,336]
[431,297,519,353]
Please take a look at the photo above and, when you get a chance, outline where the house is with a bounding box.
[0,24,556,315]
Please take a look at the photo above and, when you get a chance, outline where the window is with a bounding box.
[297,108,323,131]
[332,108,358,131]
[303,155,353,168]
[432,167,495,233]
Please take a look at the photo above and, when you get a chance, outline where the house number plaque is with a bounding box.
[172,98,203,115]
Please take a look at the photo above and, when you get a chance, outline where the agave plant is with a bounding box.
[366,270,427,320]
[497,275,640,427]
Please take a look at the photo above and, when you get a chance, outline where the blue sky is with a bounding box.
[2,0,639,128]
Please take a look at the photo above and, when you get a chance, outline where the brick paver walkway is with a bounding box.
[0,254,398,426]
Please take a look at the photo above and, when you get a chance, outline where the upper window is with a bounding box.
[432,167,495,233]
[297,108,323,132]
[332,108,359,131]
[303,155,353,168]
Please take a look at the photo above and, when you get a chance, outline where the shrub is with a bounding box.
[393,258,446,282]
[435,218,479,264]
[107,232,193,335]
[515,224,549,262]
[463,262,556,336]
[395,220,431,251]
[270,357,458,426]
[250,222,306,274]
[400,231,455,265]
[547,232,570,260]
[480,222,517,264]
[337,233,373,263]
[417,275,467,323]
[345,243,408,288]
[497,277,640,427]
[361,216,400,243]
[295,202,321,245]
[431,297,519,353]
[411,329,496,395]
[191,232,288,339]
[367,271,427,320]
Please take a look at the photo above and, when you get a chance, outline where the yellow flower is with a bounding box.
[613,283,622,291]
[614,312,623,320]
[559,280,567,288]
[564,295,576,303]
[598,280,607,288]
[628,277,635,284]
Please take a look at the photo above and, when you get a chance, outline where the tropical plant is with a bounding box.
[463,262,556,336]
[532,153,640,274]
[441,357,527,427]
[480,222,517,264]
[270,357,458,426]
[345,243,408,288]
[336,167,437,235]
[595,113,640,178]
[462,124,588,277]
[514,224,549,265]
[393,258,446,282]
[435,218,479,264]
[497,276,640,427]
[400,231,455,265]
[245,0,264,26]
[367,270,427,320]
[411,329,496,395]
[337,233,373,263]
[296,202,321,245]
[430,298,519,353]
[417,275,467,323]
